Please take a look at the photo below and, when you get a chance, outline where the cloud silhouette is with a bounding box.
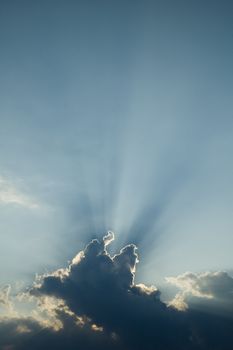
[1,233,233,349]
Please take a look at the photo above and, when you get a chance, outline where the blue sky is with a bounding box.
[0,0,233,288]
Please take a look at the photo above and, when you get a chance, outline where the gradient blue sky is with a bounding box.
[0,0,233,287]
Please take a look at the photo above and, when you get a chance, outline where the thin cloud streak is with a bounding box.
[0,176,39,209]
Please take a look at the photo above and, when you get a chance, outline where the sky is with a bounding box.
[0,1,233,349]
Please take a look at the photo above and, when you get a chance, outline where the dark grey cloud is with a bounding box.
[0,314,121,350]
[30,232,188,349]
[1,233,233,350]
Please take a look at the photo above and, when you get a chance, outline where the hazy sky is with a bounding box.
[0,0,233,287]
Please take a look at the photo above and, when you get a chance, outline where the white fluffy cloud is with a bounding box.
[166,271,233,314]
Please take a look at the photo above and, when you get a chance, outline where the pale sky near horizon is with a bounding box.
[0,0,233,287]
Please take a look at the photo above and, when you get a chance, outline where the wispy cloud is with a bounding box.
[0,176,39,209]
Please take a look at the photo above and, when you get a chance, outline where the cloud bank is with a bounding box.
[1,233,233,350]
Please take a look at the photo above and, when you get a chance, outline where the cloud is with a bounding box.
[167,271,233,299]
[167,292,188,311]
[0,176,39,209]
[0,285,16,317]
[166,271,233,317]
[0,314,121,350]
[1,234,233,349]
[0,285,11,310]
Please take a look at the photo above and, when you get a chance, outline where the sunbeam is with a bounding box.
[0,1,233,349]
